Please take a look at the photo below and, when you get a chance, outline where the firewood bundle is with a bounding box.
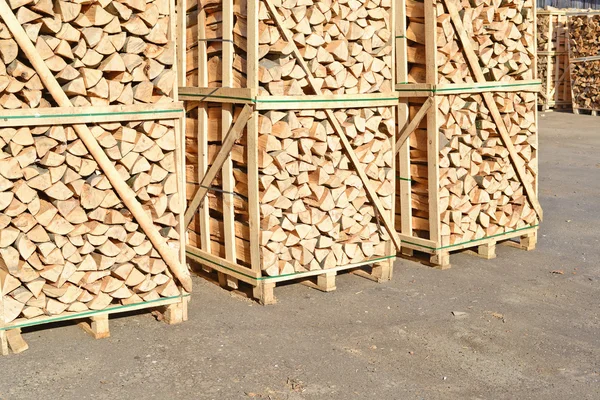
[185,0,393,94]
[183,0,396,278]
[405,0,535,84]
[437,91,538,246]
[0,0,184,324]
[258,107,394,275]
[0,0,175,110]
[568,13,600,110]
[0,119,182,323]
[568,14,600,59]
[570,60,600,110]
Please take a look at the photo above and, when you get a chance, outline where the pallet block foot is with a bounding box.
[401,247,414,257]
[477,242,497,259]
[316,271,337,291]
[253,282,276,305]
[573,108,580,115]
[431,252,451,270]
[519,232,537,251]
[218,272,239,290]
[5,329,29,354]
[161,297,189,325]
[352,261,393,282]
[78,315,110,339]
[1,331,9,356]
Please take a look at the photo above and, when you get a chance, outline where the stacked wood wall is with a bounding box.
[182,0,397,286]
[0,0,187,328]
[538,9,572,110]
[567,11,600,112]
[395,0,541,264]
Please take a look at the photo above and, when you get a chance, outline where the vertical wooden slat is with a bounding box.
[221,0,238,287]
[425,0,440,245]
[247,0,261,273]
[197,5,211,254]
[396,0,413,242]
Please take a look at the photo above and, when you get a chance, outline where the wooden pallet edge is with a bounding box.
[0,294,190,355]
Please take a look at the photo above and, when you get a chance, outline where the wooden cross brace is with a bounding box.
[443,0,543,221]
[0,0,193,291]
[183,104,255,227]
[394,96,434,155]
[263,0,402,251]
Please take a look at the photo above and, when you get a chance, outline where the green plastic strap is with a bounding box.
[397,176,412,182]
[0,294,190,331]
[256,97,398,104]
[396,35,406,39]
[186,252,395,281]
[396,82,539,93]
[0,109,181,121]
[402,224,539,251]
[182,93,397,104]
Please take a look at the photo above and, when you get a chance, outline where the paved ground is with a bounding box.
[1,112,599,400]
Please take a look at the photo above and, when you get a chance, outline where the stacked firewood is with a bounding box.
[0,0,175,109]
[437,91,538,246]
[0,120,182,323]
[258,107,394,275]
[184,0,395,276]
[185,0,393,94]
[568,14,600,110]
[0,1,181,324]
[405,0,535,84]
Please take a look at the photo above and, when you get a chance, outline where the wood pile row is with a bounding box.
[397,0,540,250]
[0,1,182,324]
[184,0,395,276]
[1,119,182,324]
[567,13,600,110]
[436,92,538,246]
[405,0,535,84]
[185,0,394,94]
[0,0,175,109]
[537,10,571,109]
[256,107,394,275]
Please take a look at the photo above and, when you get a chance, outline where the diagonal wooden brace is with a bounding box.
[0,0,192,292]
[443,0,543,221]
[184,104,254,227]
[264,0,402,251]
[394,96,433,155]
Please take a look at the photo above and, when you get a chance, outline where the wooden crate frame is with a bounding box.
[538,9,572,111]
[394,0,542,268]
[0,104,189,355]
[178,0,401,304]
[566,10,600,114]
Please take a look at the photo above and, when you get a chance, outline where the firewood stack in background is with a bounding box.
[537,8,572,111]
[0,0,187,327]
[395,0,541,267]
[567,12,600,112]
[181,0,398,300]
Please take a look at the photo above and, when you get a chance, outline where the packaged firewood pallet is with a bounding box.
[0,0,190,355]
[394,0,542,268]
[179,0,400,304]
[566,11,600,114]
[538,7,572,110]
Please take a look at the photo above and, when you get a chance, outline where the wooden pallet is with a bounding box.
[399,226,538,269]
[1,295,189,356]
[188,252,393,304]
[573,107,600,116]
[393,0,542,268]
